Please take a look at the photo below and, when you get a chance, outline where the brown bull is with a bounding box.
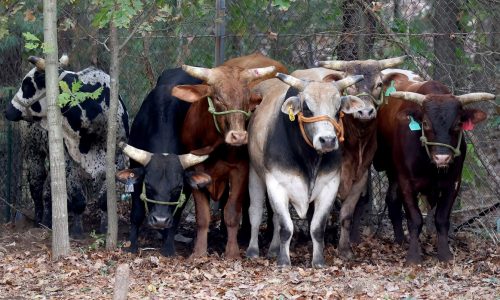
[172,52,288,258]
[374,71,494,264]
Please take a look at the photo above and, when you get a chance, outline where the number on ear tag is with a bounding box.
[462,120,474,131]
[385,80,396,96]
[288,106,295,121]
[408,116,421,131]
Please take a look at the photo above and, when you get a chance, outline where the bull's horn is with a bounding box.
[378,56,407,69]
[28,56,45,70]
[456,93,496,105]
[335,75,364,90]
[315,60,352,70]
[119,142,152,166]
[59,54,69,67]
[240,66,276,81]
[179,153,209,169]
[276,73,307,91]
[182,65,212,83]
[390,91,427,105]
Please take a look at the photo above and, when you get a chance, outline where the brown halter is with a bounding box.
[297,111,345,148]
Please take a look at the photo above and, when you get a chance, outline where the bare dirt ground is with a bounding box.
[0,220,498,300]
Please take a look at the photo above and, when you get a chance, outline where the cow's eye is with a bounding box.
[302,102,312,116]
[422,120,430,130]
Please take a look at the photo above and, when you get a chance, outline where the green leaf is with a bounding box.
[71,80,83,94]
[24,42,39,50]
[22,32,41,42]
[59,81,71,94]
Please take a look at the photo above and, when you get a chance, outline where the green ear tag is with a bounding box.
[408,116,421,131]
[385,80,396,96]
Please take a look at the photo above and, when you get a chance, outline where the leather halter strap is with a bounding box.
[297,111,345,148]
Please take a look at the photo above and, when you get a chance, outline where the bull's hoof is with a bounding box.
[225,251,241,260]
[277,254,291,267]
[160,245,176,257]
[338,247,354,260]
[437,250,453,262]
[404,253,423,265]
[246,247,259,259]
[349,232,362,245]
[125,245,138,254]
[312,257,326,269]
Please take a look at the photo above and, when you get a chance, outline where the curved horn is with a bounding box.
[28,56,45,70]
[179,153,209,169]
[240,66,276,81]
[182,65,212,83]
[315,60,353,70]
[390,91,427,106]
[335,75,364,90]
[456,93,496,105]
[59,54,69,67]
[119,142,152,166]
[276,73,308,91]
[378,56,407,69]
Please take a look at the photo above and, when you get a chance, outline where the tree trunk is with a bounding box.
[337,0,359,60]
[432,0,463,91]
[106,20,119,250]
[44,0,70,260]
[360,0,376,59]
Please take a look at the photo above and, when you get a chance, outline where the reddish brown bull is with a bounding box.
[374,71,494,264]
[172,53,288,258]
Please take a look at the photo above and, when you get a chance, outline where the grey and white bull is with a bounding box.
[246,71,365,267]
[5,55,129,234]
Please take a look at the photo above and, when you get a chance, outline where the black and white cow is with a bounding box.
[245,71,365,267]
[5,55,129,235]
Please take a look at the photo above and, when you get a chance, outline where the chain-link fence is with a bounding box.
[0,0,498,243]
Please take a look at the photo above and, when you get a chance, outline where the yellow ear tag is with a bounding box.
[288,106,295,121]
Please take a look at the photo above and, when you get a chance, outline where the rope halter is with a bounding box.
[297,111,345,148]
[139,183,187,216]
[206,96,252,134]
[419,126,462,159]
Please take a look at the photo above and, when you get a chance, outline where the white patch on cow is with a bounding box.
[454,181,459,191]
[78,67,110,86]
[266,170,309,218]
[381,68,423,82]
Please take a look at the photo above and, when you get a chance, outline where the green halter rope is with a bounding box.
[206,96,252,134]
[140,183,187,216]
[419,126,463,158]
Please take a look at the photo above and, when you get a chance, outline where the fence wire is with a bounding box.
[0,0,498,243]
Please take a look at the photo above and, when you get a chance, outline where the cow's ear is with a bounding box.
[172,85,212,103]
[322,73,344,83]
[281,96,301,116]
[396,108,422,123]
[185,171,212,189]
[340,95,365,114]
[249,92,263,111]
[116,168,144,184]
[462,109,487,125]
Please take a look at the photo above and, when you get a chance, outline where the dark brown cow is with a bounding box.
[374,71,494,264]
[172,53,288,259]
[315,57,407,258]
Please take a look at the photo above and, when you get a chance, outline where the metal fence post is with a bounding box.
[215,0,226,66]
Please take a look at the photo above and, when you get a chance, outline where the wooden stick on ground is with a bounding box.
[113,263,130,300]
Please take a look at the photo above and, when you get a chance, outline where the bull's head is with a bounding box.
[116,143,211,229]
[5,55,69,122]
[276,73,365,153]
[316,56,407,120]
[391,91,494,168]
[171,64,276,146]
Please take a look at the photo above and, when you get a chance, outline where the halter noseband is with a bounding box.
[140,183,187,216]
[207,96,252,134]
[296,111,345,148]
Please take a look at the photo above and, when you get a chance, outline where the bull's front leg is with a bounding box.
[266,176,293,267]
[191,189,211,258]
[246,166,266,258]
[434,184,459,262]
[224,169,247,259]
[128,187,145,254]
[400,181,423,265]
[338,171,368,259]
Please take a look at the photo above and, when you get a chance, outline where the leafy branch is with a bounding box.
[58,79,103,108]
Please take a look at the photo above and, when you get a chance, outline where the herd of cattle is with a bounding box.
[4,52,494,267]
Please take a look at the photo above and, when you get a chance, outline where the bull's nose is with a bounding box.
[318,136,337,150]
[225,130,248,145]
[356,107,376,119]
[433,154,451,167]
[147,214,172,229]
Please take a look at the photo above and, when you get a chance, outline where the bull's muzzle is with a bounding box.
[225,130,248,146]
[147,213,173,229]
